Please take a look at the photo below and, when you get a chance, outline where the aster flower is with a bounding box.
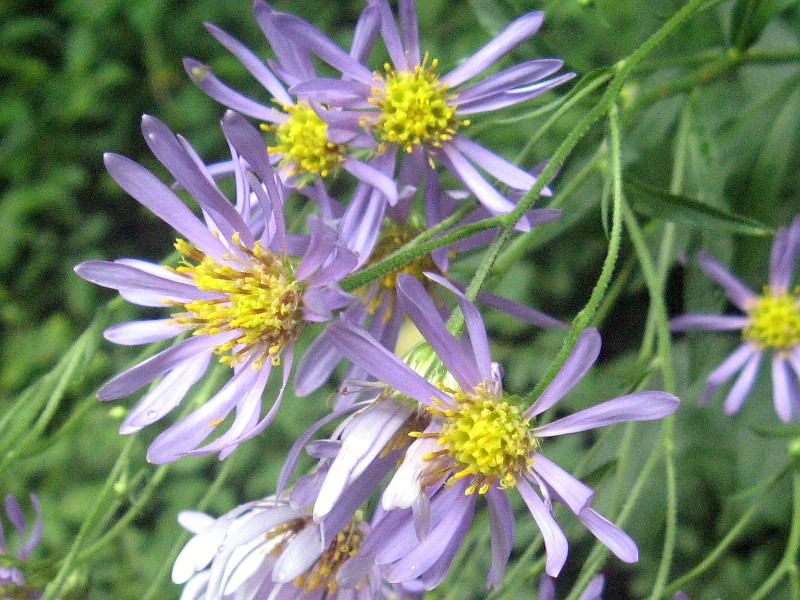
[671,215,800,421]
[281,0,574,227]
[75,111,356,463]
[0,494,44,599]
[183,0,398,216]
[173,493,400,600]
[326,273,678,581]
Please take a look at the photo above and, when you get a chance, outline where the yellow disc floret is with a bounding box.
[170,236,304,369]
[264,100,344,178]
[744,289,800,351]
[370,55,468,153]
[416,384,536,495]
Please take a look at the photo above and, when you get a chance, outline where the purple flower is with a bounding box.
[327,273,678,582]
[75,111,356,463]
[173,494,395,600]
[671,215,800,421]
[183,1,397,214]
[282,0,574,226]
[0,494,44,597]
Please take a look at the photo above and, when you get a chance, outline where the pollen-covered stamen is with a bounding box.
[169,237,304,369]
[415,384,536,495]
[744,288,800,351]
[263,100,345,178]
[293,520,365,594]
[369,55,468,153]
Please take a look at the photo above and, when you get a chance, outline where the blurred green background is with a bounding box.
[2,0,800,598]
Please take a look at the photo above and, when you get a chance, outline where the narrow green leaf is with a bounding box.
[730,0,794,50]
[624,175,774,236]
[751,423,800,439]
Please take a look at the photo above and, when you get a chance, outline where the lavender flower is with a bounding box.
[671,215,800,421]
[327,273,678,582]
[0,494,44,598]
[173,495,392,600]
[183,0,397,215]
[75,111,356,463]
[282,0,574,226]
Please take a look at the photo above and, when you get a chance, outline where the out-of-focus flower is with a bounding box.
[283,0,574,227]
[173,495,391,600]
[671,215,800,421]
[75,111,356,463]
[327,274,679,582]
[0,494,44,599]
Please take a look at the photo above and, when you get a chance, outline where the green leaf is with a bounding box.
[624,175,774,236]
[750,423,800,438]
[729,0,795,50]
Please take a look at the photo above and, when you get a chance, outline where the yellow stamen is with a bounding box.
[744,288,800,351]
[169,237,304,368]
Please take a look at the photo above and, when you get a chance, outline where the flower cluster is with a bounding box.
[75,0,800,597]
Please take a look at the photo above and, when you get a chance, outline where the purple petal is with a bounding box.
[183,59,283,122]
[441,11,544,87]
[272,524,325,583]
[290,78,374,106]
[456,59,565,104]
[452,135,536,190]
[701,343,757,405]
[97,333,231,401]
[533,391,679,438]
[4,496,25,537]
[396,274,481,390]
[578,507,638,563]
[328,316,450,407]
[770,214,800,292]
[477,290,565,329]
[723,349,762,414]
[517,477,568,577]
[103,153,228,261]
[341,185,388,268]
[104,319,185,346]
[294,329,342,396]
[343,156,399,205]
[772,354,794,422]
[670,314,750,331]
[398,0,420,67]
[276,13,375,84]
[350,2,380,63]
[485,487,514,588]
[294,215,337,282]
[531,454,594,514]
[252,0,315,80]
[456,73,575,114]
[375,0,409,71]
[119,354,211,434]
[75,260,218,302]
[438,144,517,217]
[526,329,602,419]
[697,252,756,311]
[204,23,293,105]
[17,495,42,560]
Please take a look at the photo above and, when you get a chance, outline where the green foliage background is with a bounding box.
[1,0,799,598]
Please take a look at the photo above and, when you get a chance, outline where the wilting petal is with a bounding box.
[526,328,601,419]
[517,477,568,577]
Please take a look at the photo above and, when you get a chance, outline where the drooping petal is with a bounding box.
[670,314,750,331]
[526,328,601,419]
[485,487,514,589]
[517,477,568,577]
[723,349,762,414]
[534,391,679,438]
[697,252,756,311]
[97,333,232,401]
[772,354,795,422]
[578,507,638,563]
[441,11,544,87]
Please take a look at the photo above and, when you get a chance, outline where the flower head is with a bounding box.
[671,214,800,421]
[327,273,678,581]
[283,0,574,225]
[75,111,356,463]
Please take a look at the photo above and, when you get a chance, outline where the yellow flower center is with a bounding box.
[744,289,800,351]
[415,384,536,495]
[263,100,345,179]
[370,56,468,153]
[169,237,304,369]
[292,521,365,594]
